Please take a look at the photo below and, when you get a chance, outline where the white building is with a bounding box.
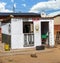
[0,13,54,49]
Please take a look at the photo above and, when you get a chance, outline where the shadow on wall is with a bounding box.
[2,34,11,48]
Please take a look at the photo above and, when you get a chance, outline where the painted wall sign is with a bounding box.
[35,24,39,32]
[32,18,40,21]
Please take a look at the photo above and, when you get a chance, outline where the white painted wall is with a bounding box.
[1,23,11,35]
[49,20,54,47]
[34,21,41,46]
[40,19,54,47]
[11,18,54,49]
[11,18,24,49]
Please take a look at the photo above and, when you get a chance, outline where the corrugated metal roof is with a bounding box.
[0,12,41,17]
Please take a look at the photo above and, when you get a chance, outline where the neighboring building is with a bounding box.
[54,15,60,44]
[45,14,60,45]
[0,13,54,50]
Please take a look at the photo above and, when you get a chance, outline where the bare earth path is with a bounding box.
[0,45,60,63]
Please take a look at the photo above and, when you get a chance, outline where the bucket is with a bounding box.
[4,43,10,51]
[41,34,47,39]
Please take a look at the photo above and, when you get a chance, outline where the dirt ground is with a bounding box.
[0,45,60,63]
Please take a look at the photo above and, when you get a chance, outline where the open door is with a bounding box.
[41,22,49,46]
[41,20,54,47]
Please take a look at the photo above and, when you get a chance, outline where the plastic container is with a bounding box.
[41,34,47,39]
[4,43,10,51]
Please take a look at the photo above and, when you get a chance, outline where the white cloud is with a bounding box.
[0,2,13,12]
[49,0,56,1]
[29,0,60,13]
[14,3,16,8]
[11,0,14,3]
[22,3,26,7]
[48,11,60,17]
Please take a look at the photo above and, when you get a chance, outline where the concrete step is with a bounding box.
[0,48,53,57]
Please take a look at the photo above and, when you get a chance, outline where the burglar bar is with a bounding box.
[24,33,34,47]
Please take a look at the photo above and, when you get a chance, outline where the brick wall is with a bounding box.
[54,25,60,41]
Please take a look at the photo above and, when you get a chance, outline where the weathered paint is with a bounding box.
[49,20,54,47]
[1,23,11,35]
[11,18,24,49]
[34,20,41,46]
[2,18,54,49]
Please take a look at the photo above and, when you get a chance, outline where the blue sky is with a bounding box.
[0,0,60,16]
[0,0,48,12]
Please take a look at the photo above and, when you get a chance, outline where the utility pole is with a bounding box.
[13,4,15,12]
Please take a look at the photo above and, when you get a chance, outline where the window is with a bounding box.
[23,22,34,47]
[23,22,33,33]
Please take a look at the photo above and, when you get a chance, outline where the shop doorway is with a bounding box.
[41,22,49,46]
